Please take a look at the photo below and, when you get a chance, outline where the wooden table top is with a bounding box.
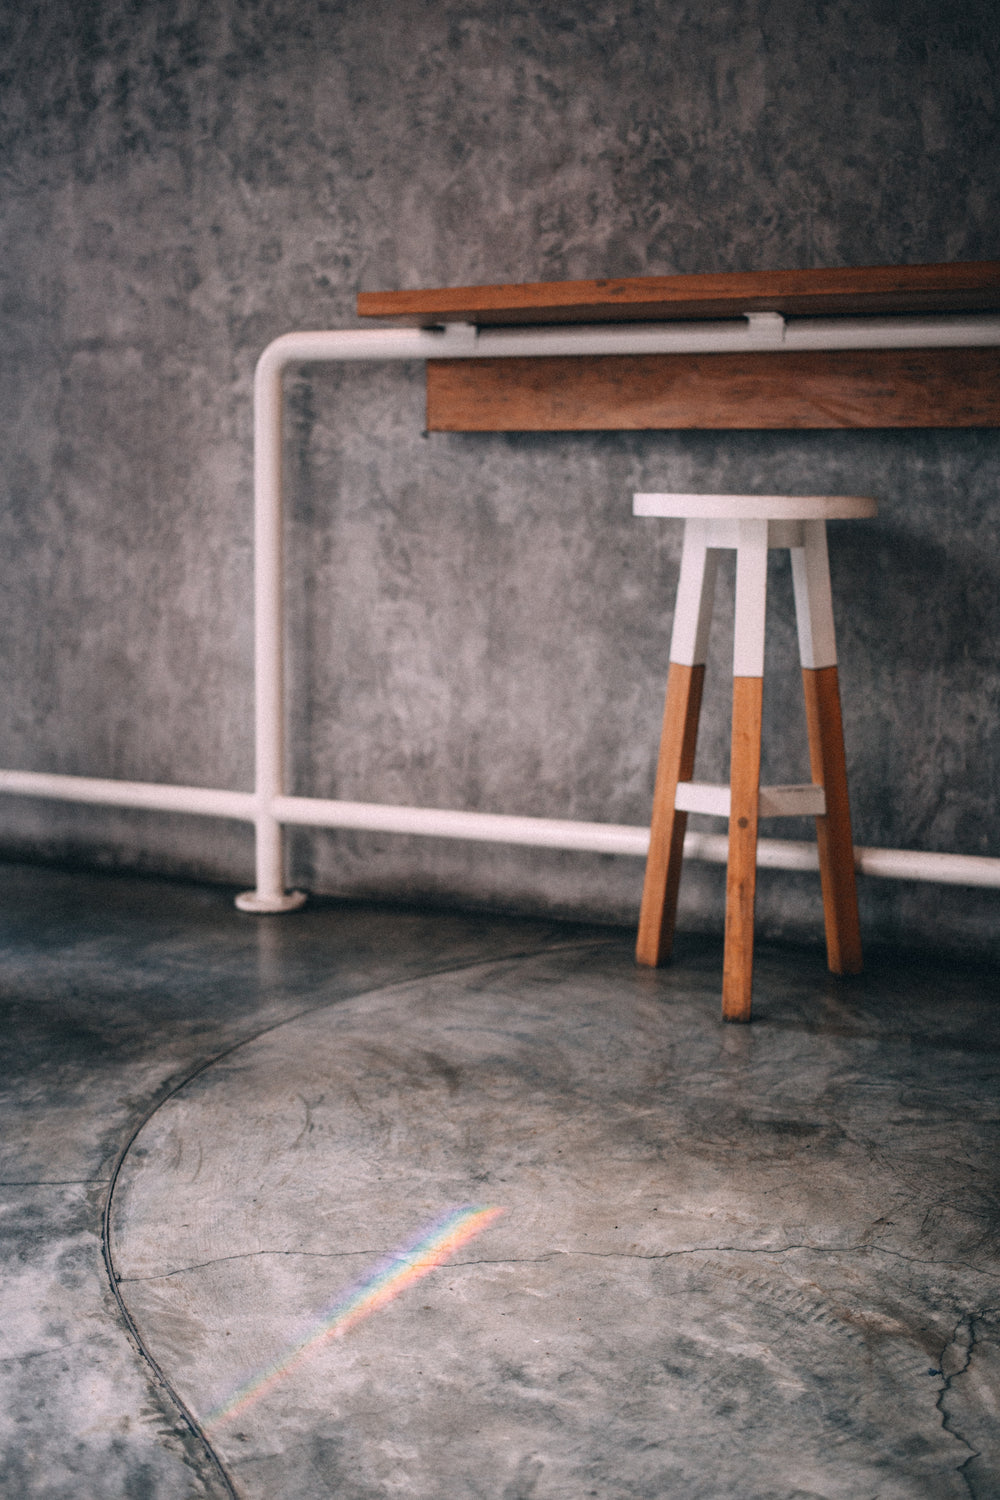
[357,262,1000,328]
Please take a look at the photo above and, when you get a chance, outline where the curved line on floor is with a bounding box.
[100,930,621,1497]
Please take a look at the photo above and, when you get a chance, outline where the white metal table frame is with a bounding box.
[1,310,999,909]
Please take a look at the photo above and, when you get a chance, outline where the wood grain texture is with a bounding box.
[426,349,1000,431]
[802,666,863,975]
[722,676,764,1023]
[360,261,1000,327]
[636,663,705,968]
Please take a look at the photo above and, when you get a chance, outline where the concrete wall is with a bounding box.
[1,0,998,958]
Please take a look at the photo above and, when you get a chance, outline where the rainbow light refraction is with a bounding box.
[204,1204,505,1429]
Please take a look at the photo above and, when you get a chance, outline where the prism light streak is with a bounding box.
[204,1204,505,1429]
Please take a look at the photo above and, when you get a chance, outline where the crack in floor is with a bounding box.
[934,1310,993,1498]
[118,1239,1000,1284]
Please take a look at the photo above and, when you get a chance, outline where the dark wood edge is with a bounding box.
[357,262,1000,326]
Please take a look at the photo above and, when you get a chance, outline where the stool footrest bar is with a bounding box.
[673,781,827,818]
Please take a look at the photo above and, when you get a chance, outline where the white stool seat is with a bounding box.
[634,491,876,1022]
[634,493,878,520]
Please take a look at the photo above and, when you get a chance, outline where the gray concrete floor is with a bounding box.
[0,861,997,1499]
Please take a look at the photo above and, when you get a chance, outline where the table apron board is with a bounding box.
[427,347,1000,430]
[1,313,998,909]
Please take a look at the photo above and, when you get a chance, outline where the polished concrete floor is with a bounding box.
[1,861,998,1499]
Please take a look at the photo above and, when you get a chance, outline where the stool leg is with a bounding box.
[636,661,705,966]
[790,520,862,975]
[723,675,763,1021]
[637,521,718,968]
[802,666,862,974]
[722,520,769,1022]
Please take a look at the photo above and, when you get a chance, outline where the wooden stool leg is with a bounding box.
[721,520,769,1022]
[723,676,763,1021]
[637,521,718,968]
[636,661,705,965]
[790,519,862,975]
[802,666,862,974]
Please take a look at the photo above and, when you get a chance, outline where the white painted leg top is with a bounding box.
[668,519,720,666]
[732,519,770,677]
[791,519,839,669]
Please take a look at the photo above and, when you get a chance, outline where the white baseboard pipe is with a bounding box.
[0,769,256,821]
[271,795,1000,889]
[271,793,648,854]
[1,770,997,890]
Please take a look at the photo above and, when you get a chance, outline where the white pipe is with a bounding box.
[271,794,649,855]
[0,770,997,888]
[269,794,1000,888]
[255,314,1000,372]
[252,342,290,905]
[0,769,255,821]
[471,312,1000,356]
[853,845,1000,887]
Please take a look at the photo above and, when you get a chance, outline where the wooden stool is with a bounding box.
[634,493,877,1022]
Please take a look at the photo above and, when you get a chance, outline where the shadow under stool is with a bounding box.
[634,492,878,1022]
